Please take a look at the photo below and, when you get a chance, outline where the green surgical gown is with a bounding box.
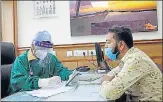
[9,50,72,94]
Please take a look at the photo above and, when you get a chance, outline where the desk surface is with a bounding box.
[2,84,105,101]
[2,73,106,101]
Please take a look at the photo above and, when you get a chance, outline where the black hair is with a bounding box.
[108,27,133,48]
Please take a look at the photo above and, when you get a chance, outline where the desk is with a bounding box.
[2,73,107,101]
[2,84,105,101]
[46,84,106,101]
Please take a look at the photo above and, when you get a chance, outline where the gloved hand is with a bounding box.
[107,66,121,77]
[67,70,80,85]
[38,76,62,88]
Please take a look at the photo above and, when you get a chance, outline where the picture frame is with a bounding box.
[33,1,56,18]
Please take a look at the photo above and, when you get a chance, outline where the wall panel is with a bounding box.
[17,39,162,69]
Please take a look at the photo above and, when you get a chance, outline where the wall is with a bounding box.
[1,1,14,43]
[17,1,162,47]
[18,39,162,70]
[1,1,162,70]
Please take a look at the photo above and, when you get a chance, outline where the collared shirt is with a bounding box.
[107,66,121,77]
[100,47,162,101]
[27,49,37,61]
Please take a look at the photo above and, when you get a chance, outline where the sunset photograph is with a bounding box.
[70,1,158,36]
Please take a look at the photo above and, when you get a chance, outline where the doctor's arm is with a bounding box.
[52,55,72,81]
[10,57,40,93]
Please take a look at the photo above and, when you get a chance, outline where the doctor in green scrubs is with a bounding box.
[9,31,77,94]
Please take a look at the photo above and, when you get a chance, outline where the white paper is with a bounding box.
[26,86,73,98]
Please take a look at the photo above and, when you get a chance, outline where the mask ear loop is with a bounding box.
[31,42,39,59]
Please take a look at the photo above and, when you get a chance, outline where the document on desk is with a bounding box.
[26,86,73,98]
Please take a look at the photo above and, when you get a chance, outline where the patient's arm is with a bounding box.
[102,66,121,83]
[107,66,121,77]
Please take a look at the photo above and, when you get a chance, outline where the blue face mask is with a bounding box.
[105,48,119,61]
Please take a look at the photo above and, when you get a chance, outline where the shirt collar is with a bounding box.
[120,47,136,65]
[27,49,37,61]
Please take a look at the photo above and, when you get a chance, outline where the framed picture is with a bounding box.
[70,1,158,36]
[33,1,56,18]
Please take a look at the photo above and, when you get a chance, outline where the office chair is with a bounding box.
[156,63,162,72]
[1,42,16,98]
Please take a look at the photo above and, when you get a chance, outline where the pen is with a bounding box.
[65,73,81,86]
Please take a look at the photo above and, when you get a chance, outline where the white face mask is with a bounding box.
[35,50,48,60]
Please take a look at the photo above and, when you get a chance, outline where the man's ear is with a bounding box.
[118,41,125,51]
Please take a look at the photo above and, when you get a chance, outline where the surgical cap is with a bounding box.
[32,31,53,48]
[33,31,52,42]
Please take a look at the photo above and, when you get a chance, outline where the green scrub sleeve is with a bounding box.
[10,57,40,93]
[52,55,73,81]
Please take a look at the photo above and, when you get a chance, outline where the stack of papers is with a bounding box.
[26,86,73,97]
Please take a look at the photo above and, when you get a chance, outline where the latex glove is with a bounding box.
[68,70,79,85]
[38,76,61,88]
[107,66,121,77]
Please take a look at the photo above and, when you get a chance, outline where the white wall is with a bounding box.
[17,1,162,47]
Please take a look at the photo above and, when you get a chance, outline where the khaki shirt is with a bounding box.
[100,47,162,101]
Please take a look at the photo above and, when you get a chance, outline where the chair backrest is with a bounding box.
[1,42,16,65]
[156,63,162,73]
[1,64,12,98]
[1,42,16,98]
